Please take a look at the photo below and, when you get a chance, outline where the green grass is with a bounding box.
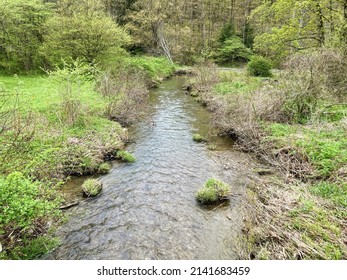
[0,75,105,116]
[288,197,345,259]
[196,178,231,205]
[1,236,60,260]
[98,162,111,174]
[310,182,347,209]
[116,150,136,163]
[123,56,176,80]
[214,70,262,96]
[266,123,347,178]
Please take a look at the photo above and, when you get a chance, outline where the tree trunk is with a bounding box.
[316,2,325,47]
[154,20,173,64]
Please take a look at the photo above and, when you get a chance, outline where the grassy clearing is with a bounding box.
[214,70,263,96]
[266,122,347,178]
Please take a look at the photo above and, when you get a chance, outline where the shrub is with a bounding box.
[247,55,272,77]
[47,60,95,127]
[0,172,60,231]
[216,36,252,65]
[0,172,61,258]
[196,178,231,205]
[123,56,175,80]
[116,150,136,163]
[82,179,102,197]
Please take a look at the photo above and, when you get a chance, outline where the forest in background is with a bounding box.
[1,0,347,71]
[0,0,346,260]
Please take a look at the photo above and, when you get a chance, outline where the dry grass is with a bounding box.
[97,68,149,126]
[189,54,347,259]
[243,176,347,260]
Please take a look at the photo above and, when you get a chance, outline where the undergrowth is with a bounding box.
[189,50,347,259]
[0,56,175,259]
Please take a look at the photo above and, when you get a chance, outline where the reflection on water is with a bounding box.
[50,77,246,260]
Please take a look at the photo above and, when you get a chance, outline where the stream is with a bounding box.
[48,76,252,260]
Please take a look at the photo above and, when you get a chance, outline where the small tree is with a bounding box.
[0,0,52,72]
[41,14,130,67]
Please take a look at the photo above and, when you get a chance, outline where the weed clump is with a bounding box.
[193,134,205,143]
[82,179,102,197]
[116,150,136,163]
[98,162,111,174]
[196,178,231,205]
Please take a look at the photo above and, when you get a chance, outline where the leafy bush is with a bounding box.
[82,179,102,197]
[41,13,130,66]
[247,55,272,77]
[123,56,176,80]
[116,150,136,163]
[196,178,231,205]
[216,36,252,64]
[47,60,96,127]
[0,172,61,258]
[0,172,60,231]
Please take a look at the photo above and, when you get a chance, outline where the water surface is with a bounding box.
[50,77,248,260]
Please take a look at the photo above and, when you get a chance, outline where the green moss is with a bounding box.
[116,150,136,163]
[82,179,102,197]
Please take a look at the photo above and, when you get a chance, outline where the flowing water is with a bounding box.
[49,76,251,260]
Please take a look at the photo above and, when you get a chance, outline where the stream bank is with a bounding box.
[47,76,258,260]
